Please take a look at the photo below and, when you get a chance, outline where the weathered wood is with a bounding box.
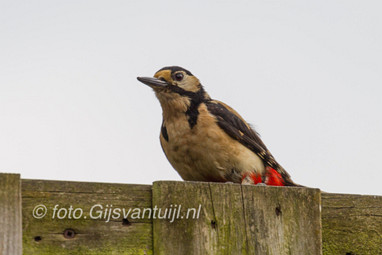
[241,185,322,254]
[2,175,377,255]
[322,193,382,255]
[0,173,22,255]
[152,181,217,254]
[152,181,322,255]
[22,179,152,255]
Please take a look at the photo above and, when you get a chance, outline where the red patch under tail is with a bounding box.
[241,167,285,186]
[241,172,262,184]
[264,167,285,186]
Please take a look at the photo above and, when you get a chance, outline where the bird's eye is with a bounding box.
[174,73,184,81]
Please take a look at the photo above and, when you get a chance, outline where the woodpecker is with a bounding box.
[137,66,299,186]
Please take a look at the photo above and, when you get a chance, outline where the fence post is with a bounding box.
[152,181,322,255]
[0,173,22,255]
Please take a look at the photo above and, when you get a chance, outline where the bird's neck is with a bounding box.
[156,89,211,122]
[157,93,191,121]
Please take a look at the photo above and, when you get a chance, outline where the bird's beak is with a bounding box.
[137,77,169,88]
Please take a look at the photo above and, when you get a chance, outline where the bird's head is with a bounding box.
[137,66,203,93]
[137,66,210,113]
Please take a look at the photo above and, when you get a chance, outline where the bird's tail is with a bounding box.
[273,167,304,187]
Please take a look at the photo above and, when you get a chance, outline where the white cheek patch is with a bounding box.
[178,77,200,93]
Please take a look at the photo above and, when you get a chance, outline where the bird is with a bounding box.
[137,66,299,186]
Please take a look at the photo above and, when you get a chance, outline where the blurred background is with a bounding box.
[1,0,381,195]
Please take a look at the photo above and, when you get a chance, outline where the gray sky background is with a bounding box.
[1,1,381,195]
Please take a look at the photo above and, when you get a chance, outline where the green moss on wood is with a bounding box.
[322,193,382,255]
[152,181,321,255]
[22,179,153,255]
[17,177,382,255]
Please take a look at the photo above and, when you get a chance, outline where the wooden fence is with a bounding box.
[0,173,381,255]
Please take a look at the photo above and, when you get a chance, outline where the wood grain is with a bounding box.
[322,193,382,255]
[0,175,377,255]
[22,179,152,255]
[152,181,322,255]
[0,173,22,255]
[241,185,322,255]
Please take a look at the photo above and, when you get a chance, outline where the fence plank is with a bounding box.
[22,179,152,255]
[241,185,321,254]
[152,181,216,254]
[0,173,22,255]
[152,181,322,255]
[322,193,382,255]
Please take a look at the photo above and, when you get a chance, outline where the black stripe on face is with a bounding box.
[172,86,208,129]
[161,83,208,129]
[161,122,169,142]
[157,66,193,76]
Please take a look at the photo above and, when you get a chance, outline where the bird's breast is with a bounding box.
[160,104,265,182]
